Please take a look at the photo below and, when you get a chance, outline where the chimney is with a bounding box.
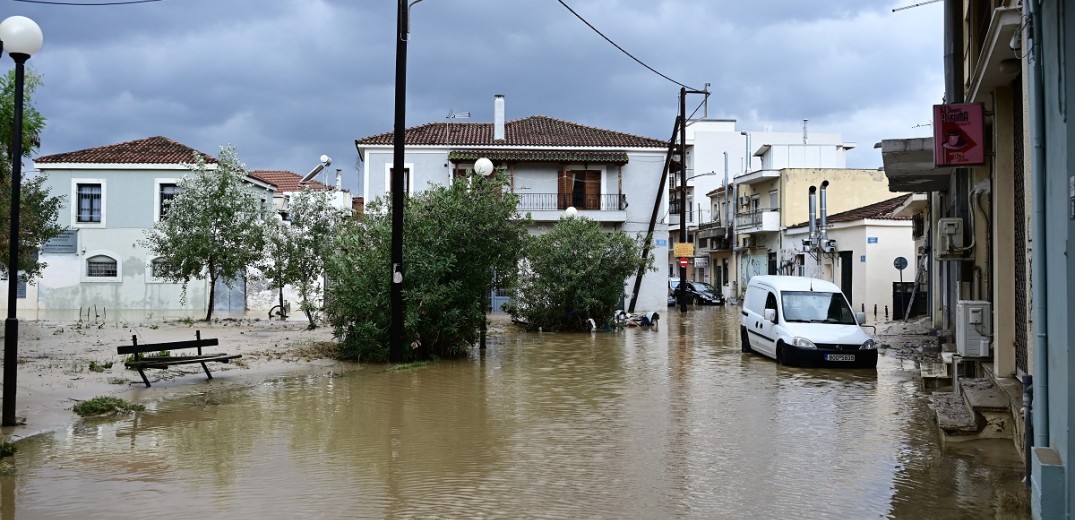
[819,180,829,240]
[494,94,505,141]
[808,186,818,240]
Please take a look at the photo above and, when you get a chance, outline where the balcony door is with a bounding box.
[558,170,601,210]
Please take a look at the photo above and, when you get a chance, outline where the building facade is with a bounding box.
[9,137,276,319]
[355,96,670,312]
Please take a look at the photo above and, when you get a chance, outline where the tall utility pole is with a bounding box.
[678,88,688,312]
[390,0,422,363]
[676,87,709,312]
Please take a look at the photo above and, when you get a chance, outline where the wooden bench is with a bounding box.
[118,331,241,388]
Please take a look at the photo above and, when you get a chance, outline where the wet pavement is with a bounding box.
[0,306,1029,519]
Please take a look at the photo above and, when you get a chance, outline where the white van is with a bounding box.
[740,275,877,368]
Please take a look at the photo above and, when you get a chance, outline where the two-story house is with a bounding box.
[27,136,275,318]
[354,95,670,312]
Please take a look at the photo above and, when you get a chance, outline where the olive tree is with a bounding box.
[0,68,64,284]
[259,190,352,329]
[142,146,269,321]
[325,171,528,362]
[505,216,652,331]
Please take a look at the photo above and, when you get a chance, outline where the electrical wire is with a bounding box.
[555,0,700,91]
[14,0,162,5]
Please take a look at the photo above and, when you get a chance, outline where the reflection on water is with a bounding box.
[0,307,1028,519]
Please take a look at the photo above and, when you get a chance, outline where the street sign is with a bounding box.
[894,256,908,270]
[678,257,689,268]
[673,243,694,258]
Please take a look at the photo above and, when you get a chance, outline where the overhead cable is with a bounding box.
[555,0,700,91]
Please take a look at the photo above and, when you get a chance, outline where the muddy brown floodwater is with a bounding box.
[0,306,1029,519]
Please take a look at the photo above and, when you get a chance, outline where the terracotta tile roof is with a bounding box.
[448,150,629,164]
[248,170,333,193]
[36,136,217,165]
[356,115,667,149]
[790,194,913,228]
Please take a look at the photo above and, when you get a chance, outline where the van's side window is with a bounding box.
[764,292,779,321]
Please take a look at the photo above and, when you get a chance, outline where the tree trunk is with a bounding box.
[205,272,216,322]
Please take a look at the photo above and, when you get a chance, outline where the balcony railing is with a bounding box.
[516,193,627,211]
[735,208,780,232]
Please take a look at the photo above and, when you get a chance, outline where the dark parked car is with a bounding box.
[669,279,726,306]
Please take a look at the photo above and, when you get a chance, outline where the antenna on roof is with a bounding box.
[445,109,470,145]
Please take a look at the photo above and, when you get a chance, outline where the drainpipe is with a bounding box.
[723,152,730,232]
[1027,0,1049,450]
[808,186,818,245]
[819,180,829,243]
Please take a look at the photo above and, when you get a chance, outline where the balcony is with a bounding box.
[735,208,780,233]
[517,193,627,222]
[698,236,733,253]
[696,219,727,240]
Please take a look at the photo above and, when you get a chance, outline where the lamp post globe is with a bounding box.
[0,16,43,56]
[564,206,577,218]
[473,157,494,176]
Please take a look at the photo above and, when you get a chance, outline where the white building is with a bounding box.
[17,137,276,320]
[355,95,670,312]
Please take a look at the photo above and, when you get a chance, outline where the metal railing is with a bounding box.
[516,193,627,211]
[735,207,778,228]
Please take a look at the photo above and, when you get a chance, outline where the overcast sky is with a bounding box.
[10,0,944,192]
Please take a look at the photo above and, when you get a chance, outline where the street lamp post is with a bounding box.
[473,158,494,350]
[1,15,44,427]
[390,0,424,363]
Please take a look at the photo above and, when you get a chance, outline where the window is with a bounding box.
[384,165,412,195]
[558,170,601,210]
[77,184,102,223]
[150,257,166,278]
[159,183,178,219]
[87,255,117,277]
[0,272,27,299]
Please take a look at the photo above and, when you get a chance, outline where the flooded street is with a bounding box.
[0,307,1028,519]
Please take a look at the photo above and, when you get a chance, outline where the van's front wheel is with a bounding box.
[776,341,788,365]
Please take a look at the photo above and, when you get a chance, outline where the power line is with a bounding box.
[555,0,699,91]
[14,0,163,5]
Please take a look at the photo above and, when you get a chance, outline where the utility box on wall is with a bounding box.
[956,300,991,357]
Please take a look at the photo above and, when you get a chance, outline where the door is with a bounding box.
[213,274,247,315]
[747,290,779,358]
[839,251,853,306]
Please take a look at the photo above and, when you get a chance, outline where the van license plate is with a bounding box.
[825,354,855,362]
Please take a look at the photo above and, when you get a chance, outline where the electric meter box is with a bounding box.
[956,300,991,357]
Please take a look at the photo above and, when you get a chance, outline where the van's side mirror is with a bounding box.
[764,308,776,322]
[855,311,867,325]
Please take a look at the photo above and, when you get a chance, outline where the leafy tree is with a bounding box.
[142,146,269,321]
[325,171,528,362]
[259,189,352,329]
[0,68,63,284]
[505,216,653,332]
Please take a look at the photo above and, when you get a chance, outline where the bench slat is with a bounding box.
[118,337,220,355]
[126,354,241,368]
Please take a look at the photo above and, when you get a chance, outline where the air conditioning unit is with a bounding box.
[956,300,991,357]
[739,196,750,206]
[821,239,837,253]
